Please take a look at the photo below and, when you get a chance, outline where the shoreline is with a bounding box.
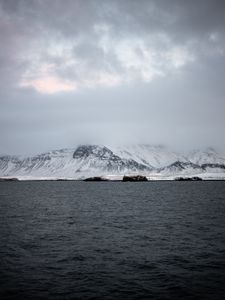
[1,177,225,182]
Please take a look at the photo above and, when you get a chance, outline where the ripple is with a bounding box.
[0,181,225,299]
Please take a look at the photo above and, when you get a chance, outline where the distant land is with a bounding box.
[0,145,225,180]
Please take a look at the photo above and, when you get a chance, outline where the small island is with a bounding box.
[84,177,109,181]
[0,177,19,182]
[175,176,202,181]
[122,175,148,182]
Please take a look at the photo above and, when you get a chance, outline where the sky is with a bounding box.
[0,0,225,155]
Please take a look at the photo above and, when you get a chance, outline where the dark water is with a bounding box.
[0,181,225,300]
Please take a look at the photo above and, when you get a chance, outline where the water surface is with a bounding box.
[0,181,225,299]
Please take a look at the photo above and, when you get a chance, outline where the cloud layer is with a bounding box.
[0,0,225,154]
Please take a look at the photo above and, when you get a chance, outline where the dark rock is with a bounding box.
[73,145,151,173]
[175,176,202,181]
[175,177,191,181]
[201,163,225,170]
[84,177,109,181]
[122,175,148,182]
[163,161,201,171]
[0,177,19,181]
[191,176,203,181]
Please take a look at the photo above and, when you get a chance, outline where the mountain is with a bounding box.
[186,147,225,165]
[0,144,225,180]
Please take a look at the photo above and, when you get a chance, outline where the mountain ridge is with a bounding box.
[0,144,225,180]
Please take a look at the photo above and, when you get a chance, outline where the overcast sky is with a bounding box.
[0,0,225,155]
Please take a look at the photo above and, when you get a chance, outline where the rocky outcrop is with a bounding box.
[0,177,19,181]
[73,145,151,173]
[175,176,202,181]
[84,176,109,181]
[122,175,148,182]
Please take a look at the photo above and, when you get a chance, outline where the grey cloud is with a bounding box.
[0,0,225,154]
[1,0,225,83]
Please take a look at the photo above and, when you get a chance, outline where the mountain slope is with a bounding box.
[0,144,225,179]
[186,147,225,165]
[110,144,187,168]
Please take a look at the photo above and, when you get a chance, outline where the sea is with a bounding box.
[0,181,225,300]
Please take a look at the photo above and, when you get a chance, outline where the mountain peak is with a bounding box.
[0,144,225,179]
[73,145,113,159]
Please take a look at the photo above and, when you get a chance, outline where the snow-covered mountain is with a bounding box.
[0,144,225,180]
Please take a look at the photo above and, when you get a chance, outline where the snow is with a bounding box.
[110,144,186,168]
[187,148,225,165]
[0,144,225,180]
